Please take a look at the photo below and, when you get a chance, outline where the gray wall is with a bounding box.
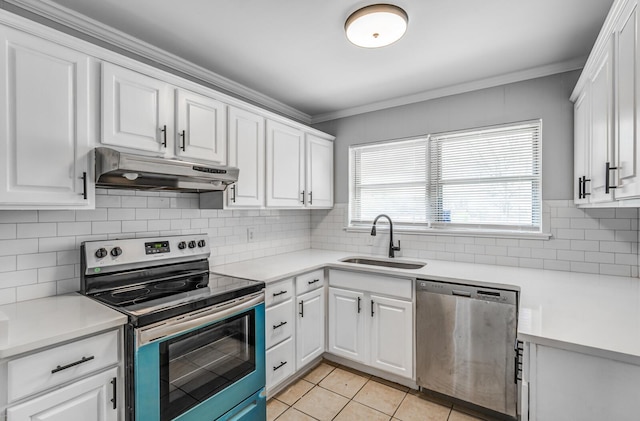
[314,70,580,203]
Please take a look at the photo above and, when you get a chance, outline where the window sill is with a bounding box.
[344,226,552,240]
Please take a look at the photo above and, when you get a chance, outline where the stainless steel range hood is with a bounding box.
[95,147,238,192]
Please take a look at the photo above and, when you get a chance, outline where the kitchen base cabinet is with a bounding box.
[266,337,295,390]
[296,288,325,369]
[327,270,413,379]
[526,344,640,421]
[6,367,118,421]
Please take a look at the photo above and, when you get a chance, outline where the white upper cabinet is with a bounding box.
[0,27,92,208]
[305,134,334,208]
[101,62,171,156]
[615,1,640,198]
[227,107,265,207]
[574,89,591,204]
[175,89,226,164]
[266,120,305,207]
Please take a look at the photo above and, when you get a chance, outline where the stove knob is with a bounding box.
[197,239,206,248]
[178,241,187,250]
[188,241,196,249]
[95,248,108,259]
[110,247,123,257]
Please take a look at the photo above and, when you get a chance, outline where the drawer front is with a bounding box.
[265,299,294,349]
[266,337,294,390]
[266,278,294,307]
[329,269,412,299]
[8,330,119,403]
[296,269,325,295]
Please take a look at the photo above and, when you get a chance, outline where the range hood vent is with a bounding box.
[95,147,239,192]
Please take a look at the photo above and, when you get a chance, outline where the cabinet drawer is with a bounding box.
[266,278,294,307]
[329,270,412,299]
[265,299,294,349]
[296,269,324,295]
[266,337,294,390]
[8,330,119,403]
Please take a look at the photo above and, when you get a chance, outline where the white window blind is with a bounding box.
[349,120,542,233]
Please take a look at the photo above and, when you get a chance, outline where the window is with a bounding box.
[349,120,542,234]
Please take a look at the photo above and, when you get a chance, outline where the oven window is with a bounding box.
[159,310,256,421]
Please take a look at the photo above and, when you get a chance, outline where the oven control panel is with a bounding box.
[83,234,210,274]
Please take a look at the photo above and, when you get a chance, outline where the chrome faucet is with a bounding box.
[370,214,401,258]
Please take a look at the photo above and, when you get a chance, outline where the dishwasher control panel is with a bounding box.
[417,279,517,305]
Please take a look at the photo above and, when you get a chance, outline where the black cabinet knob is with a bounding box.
[110,247,122,257]
[178,241,186,250]
[95,248,107,258]
[197,239,206,248]
[188,241,196,249]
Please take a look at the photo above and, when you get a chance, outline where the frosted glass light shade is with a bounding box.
[345,4,408,48]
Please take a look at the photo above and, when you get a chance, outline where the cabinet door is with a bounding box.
[589,35,615,203]
[296,288,325,369]
[0,27,91,207]
[266,120,305,207]
[227,107,265,207]
[328,287,366,363]
[175,89,226,163]
[102,62,171,155]
[7,367,118,421]
[574,89,591,204]
[370,295,412,378]
[616,2,640,198]
[305,134,333,208]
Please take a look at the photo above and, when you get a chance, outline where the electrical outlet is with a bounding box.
[366,235,374,246]
[247,227,255,242]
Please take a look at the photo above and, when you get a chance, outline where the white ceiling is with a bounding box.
[42,0,614,121]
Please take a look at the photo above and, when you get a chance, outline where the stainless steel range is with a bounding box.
[80,234,266,421]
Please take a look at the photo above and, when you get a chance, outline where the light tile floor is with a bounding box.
[267,360,501,421]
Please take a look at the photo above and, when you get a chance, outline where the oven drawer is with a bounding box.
[266,337,295,389]
[296,269,325,295]
[265,298,293,349]
[7,330,119,403]
[266,278,294,307]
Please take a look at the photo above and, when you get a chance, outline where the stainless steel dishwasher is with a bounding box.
[416,279,518,419]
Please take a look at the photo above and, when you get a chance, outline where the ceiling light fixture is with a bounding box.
[345,4,408,48]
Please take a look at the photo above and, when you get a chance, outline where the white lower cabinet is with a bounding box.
[7,367,118,421]
[327,270,413,379]
[265,298,293,350]
[296,288,325,369]
[525,343,640,421]
[266,337,295,390]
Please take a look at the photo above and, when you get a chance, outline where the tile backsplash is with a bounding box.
[0,189,310,305]
[311,201,639,277]
[0,194,638,305]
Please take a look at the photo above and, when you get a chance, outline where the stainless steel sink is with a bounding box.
[340,257,426,270]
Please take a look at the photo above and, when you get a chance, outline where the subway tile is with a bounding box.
[0,210,38,223]
[531,248,557,260]
[600,218,632,230]
[519,258,543,269]
[16,282,57,301]
[0,269,37,288]
[95,194,121,208]
[0,256,16,273]
[136,209,160,220]
[92,221,122,234]
[148,220,171,231]
[57,250,80,265]
[57,278,80,294]
[122,220,148,233]
[0,288,16,305]
[57,222,91,236]
[39,236,76,252]
[615,208,638,218]
[600,264,631,277]
[556,229,585,240]
[0,224,16,240]
[38,210,75,222]
[570,262,600,274]
[17,253,57,270]
[570,218,600,230]
[600,241,632,253]
[615,253,638,266]
[0,239,38,256]
[38,265,75,282]
[556,207,585,218]
[557,250,585,262]
[147,197,170,208]
[160,209,182,219]
[507,247,531,258]
[584,229,615,241]
[569,240,600,252]
[583,208,615,219]
[17,223,57,239]
[75,209,108,221]
[584,252,615,264]
[108,208,136,220]
[121,196,147,208]
[544,260,571,271]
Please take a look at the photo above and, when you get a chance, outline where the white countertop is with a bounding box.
[0,293,127,359]
[211,249,640,364]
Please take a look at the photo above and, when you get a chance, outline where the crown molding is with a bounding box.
[312,57,586,124]
[3,0,312,124]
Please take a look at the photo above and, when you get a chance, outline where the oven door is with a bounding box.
[134,292,265,421]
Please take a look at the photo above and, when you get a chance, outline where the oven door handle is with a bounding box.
[137,291,264,346]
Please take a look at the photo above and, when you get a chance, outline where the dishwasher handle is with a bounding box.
[452,290,472,297]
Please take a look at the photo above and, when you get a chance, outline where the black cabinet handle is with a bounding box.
[371,300,375,317]
[309,191,313,205]
[273,321,287,330]
[606,162,617,194]
[51,355,94,374]
[300,190,305,204]
[578,176,583,199]
[272,290,287,297]
[111,377,117,409]
[230,185,236,203]
[583,176,591,197]
[180,130,186,151]
[307,278,320,285]
[273,361,287,371]
[80,172,87,200]
[160,125,167,148]
[299,300,304,317]
[357,296,361,313]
